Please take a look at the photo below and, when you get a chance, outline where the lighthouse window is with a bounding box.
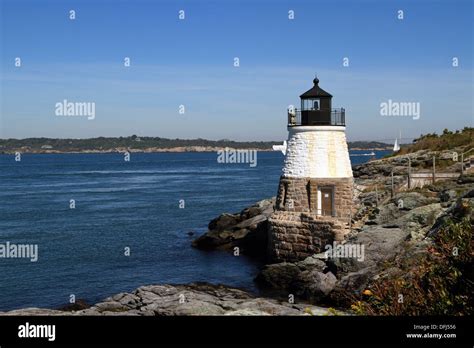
[313,100,320,110]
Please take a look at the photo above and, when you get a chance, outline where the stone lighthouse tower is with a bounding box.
[268,76,353,262]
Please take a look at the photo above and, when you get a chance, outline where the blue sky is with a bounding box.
[0,0,472,142]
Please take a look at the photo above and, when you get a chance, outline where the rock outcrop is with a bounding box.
[256,256,337,303]
[352,149,466,179]
[192,198,275,256]
[0,283,344,316]
[256,172,474,308]
[191,148,473,313]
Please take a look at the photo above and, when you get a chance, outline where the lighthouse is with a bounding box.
[268,77,354,262]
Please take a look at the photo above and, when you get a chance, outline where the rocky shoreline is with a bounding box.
[192,148,473,313]
[2,148,472,316]
[0,283,344,316]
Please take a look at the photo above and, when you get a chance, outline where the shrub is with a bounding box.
[351,215,473,315]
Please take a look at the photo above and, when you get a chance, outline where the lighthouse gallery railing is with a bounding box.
[288,108,345,127]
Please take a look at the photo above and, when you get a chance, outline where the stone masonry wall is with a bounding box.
[275,176,353,218]
[267,211,349,262]
[269,176,354,262]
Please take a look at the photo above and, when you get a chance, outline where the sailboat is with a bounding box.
[393,130,401,152]
[393,137,400,152]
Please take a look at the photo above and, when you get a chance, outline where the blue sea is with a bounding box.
[0,150,389,311]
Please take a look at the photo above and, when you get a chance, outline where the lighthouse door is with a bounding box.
[320,187,334,216]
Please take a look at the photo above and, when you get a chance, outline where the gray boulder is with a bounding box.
[293,270,337,300]
[256,256,336,301]
[208,213,240,231]
[387,203,444,238]
[192,198,275,255]
[391,192,437,210]
[330,225,409,275]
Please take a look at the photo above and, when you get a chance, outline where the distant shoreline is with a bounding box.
[0,147,273,154]
[0,146,392,155]
[0,136,392,154]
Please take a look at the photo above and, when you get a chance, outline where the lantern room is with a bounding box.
[288,77,345,127]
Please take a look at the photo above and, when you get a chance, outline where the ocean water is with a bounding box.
[0,150,389,311]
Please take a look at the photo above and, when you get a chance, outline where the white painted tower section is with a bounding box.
[282,126,353,178]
